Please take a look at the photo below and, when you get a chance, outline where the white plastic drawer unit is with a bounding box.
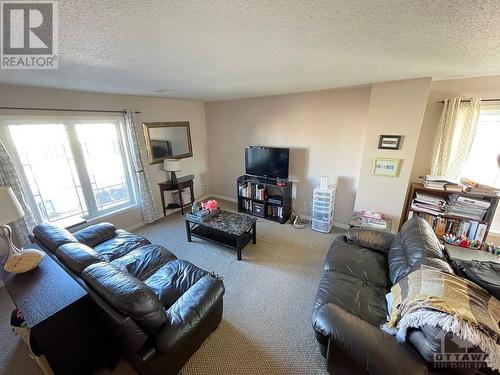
[313,196,334,204]
[313,201,333,210]
[312,209,333,223]
[312,219,333,233]
[312,184,336,233]
[312,205,331,213]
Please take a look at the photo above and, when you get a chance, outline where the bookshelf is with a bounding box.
[237,175,292,224]
[400,183,499,240]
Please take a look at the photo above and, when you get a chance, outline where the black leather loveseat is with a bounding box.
[31,222,224,375]
[312,216,487,374]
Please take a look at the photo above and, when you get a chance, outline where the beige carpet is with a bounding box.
[0,199,342,374]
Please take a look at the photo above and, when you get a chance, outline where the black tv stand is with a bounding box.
[237,175,292,224]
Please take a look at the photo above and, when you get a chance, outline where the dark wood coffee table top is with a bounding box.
[185,210,256,236]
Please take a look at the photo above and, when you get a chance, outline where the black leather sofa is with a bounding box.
[312,216,487,375]
[31,222,224,375]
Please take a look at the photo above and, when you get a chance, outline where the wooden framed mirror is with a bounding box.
[142,122,193,164]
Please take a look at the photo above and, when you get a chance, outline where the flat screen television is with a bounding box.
[245,146,289,179]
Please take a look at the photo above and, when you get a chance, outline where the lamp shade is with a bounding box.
[0,187,25,225]
[163,159,181,172]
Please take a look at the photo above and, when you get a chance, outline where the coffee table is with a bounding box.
[185,210,257,260]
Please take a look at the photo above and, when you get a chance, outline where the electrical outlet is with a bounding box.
[202,184,208,194]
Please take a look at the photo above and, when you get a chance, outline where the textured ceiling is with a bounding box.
[1,0,500,101]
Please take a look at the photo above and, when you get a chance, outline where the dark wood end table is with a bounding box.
[185,210,257,260]
[0,245,115,374]
[159,174,195,216]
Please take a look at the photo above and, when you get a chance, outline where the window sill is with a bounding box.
[53,204,140,230]
[86,204,140,223]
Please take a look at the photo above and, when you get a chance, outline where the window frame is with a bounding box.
[0,115,139,226]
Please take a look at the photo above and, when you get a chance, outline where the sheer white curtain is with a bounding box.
[124,110,158,224]
[431,97,481,178]
[0,138,37,247]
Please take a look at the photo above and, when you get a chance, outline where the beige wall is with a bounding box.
[0,84,210,247]
[204,87,372,226]
[411,75,500,243]
[354,78,432,230]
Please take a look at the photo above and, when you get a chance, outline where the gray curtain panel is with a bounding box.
[0,138,37,247]
[124,110,159,224]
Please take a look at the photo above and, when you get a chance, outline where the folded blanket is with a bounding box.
[383,265,500,370]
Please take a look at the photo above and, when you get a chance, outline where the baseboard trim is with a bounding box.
[126,222,147,231]
[333,222,350,230]
[209,194,238,203]
[130,194,216,231]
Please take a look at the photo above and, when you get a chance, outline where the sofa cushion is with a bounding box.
[74,223,116,248]
[312,271,388,327]
[324,235,389,287]
[55,243,105,274]
[94,230,150,261]
[388,217,445,284]
[33,223,78,252]
[453,259,500,299]
[144,259,208,309]
[82,262,167,332]
[347,227,395,254]
[111,244,177,280]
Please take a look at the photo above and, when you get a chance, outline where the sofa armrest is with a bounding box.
[313,303,430,375]
[347,227,395,254]
[156,274,224,354]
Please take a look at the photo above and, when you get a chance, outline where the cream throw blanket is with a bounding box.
[383,266,500,370]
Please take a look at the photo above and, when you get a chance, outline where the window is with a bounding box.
[461,108,500,233]
[461,109,500,188]
[5,117,136,226]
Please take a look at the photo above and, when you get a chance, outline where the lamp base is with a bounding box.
[1,224,45,274]
[170,171,178,184]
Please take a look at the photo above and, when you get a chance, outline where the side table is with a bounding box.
[0,245,115,374]
[159,174,195,216]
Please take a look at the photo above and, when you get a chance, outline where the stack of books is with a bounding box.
[350,211,392,231]
[411,193,446,215]
[419,175,461,191]
[461,178,500,196]
[238,182,252,198]
[445,194,490,221]
[254,184,267,200]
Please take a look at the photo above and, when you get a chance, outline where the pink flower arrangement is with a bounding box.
[202,199,219,212]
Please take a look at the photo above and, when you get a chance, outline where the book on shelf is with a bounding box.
[448,194,491,209]
[460,177,500,196]
[414,192,446,207]
[254,184,267,200]
[411,211,485,240]
[446,194,488,220]
[419,175,473,192]
[474,223,487,242]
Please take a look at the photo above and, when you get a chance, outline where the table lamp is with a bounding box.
[0,186,45,273]
[163,159,181,183]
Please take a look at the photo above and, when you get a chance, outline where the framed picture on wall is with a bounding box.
[378,135,402,150]
[372,158,401,177]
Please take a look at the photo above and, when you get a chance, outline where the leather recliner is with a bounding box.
[312,216,486,375]
[31,222,224,375]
